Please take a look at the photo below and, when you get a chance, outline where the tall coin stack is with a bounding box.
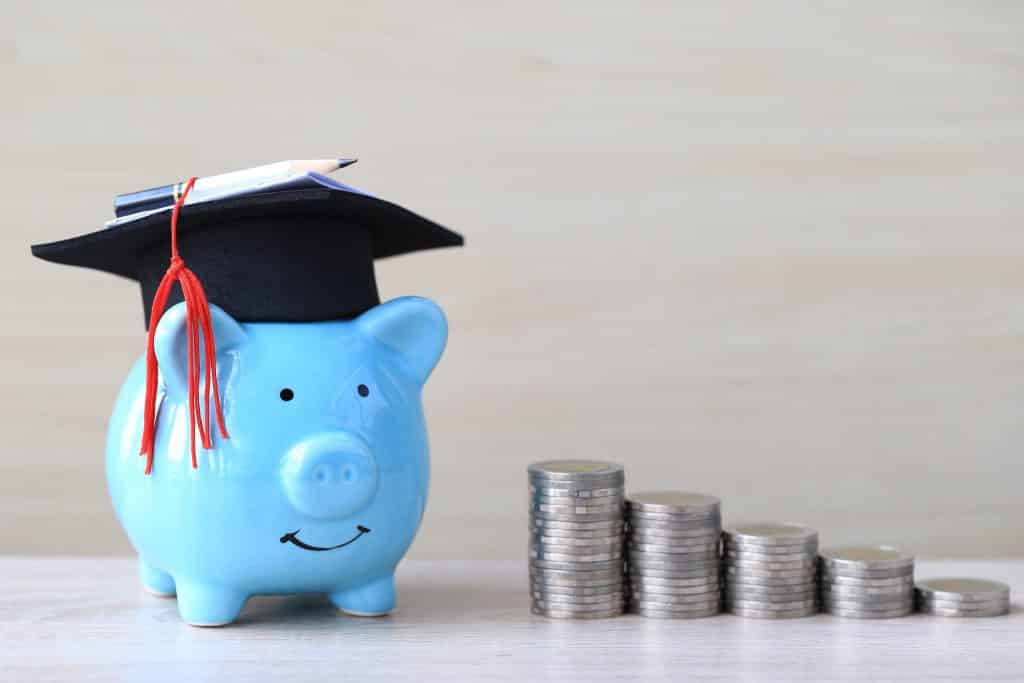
[528,460,626,619]
[722,522,819,618]
[915,578,1011,618]
[819,546,914,618]
[625,491,722,618]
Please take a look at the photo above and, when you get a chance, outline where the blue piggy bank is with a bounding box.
[106,296,448,626]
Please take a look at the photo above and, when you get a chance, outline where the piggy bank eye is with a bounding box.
[280,388,295,402]
[357,384,370,398]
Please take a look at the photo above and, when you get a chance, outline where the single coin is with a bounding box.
[530,484,624,498]
[627,509,721,524]
[626,491,721,515]
[627,574,720,589]
[532,500,623,514]
[821,597,913,612]
[915,578,1011,603]
[724,548,815,563]
[727,604,818,619]
[532,534,623,548]
[724,522,818,547]
[530,510,625,523]
[823,604,913,619]
[531,604,624,619]
[531,549,623,564]
[724,539,816,555]
[725,572,815,587]
[822,583,913,599]
[819,546,914,572]
[629,554,720,570]
[823,573,913,588]
[629,527,722,542]
[627,540,720,554]
[533,596,625,611]
[725,597,817,611]
[532,494,624,508]
[628,565,720,580]
[531,590,626,605]
[725,585,817,601]
[726,557,816,571]
[529,581,623,596]
[528,460,624,481]
[917,602,1010,618]
[724,566,817,580]
[820,564,913,580]
[916,595,1009,612]
[629,581,720,597]
[630,603,720,619]
[631,593,721,608]
[530,572,624,588]
[531,558,623,572]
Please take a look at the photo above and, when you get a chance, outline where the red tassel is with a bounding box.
[139,177,229,474]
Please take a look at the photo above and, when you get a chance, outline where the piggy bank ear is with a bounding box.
[153,302,247,398]
[357,296,448,384]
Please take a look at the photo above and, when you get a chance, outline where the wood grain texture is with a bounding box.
[1,2,1024,559]
[0,558,1022,682]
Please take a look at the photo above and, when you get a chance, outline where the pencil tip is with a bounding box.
[337,158,358,169]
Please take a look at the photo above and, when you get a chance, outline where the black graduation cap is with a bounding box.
[30,184,463,327]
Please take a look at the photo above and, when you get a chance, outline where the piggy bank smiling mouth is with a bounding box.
[279,525,371,552]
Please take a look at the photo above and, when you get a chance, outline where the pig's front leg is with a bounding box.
[330,574,396,616]
[175,579,249,627]
[139,557,176,597]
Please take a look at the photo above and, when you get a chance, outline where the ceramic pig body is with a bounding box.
[106,297,447,626]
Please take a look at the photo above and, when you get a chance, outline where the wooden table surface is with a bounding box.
[2,557,1021,681]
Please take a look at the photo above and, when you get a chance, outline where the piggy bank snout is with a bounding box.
[281,433,379,520]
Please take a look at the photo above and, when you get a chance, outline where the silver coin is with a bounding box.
[532,573,626,589]
[727,604,818,619]
[531,590,626,604]
[821,593,913,609]
[916,595,1009,612]
[528,460,624,480]
[821,596,913,612]
[530,515,624,530]
[532,500,623,514]
[531,604,624,619]
[822,583,913,599]
[631,593,721,608]
[820,564,913,580]
[725,596,817,611]
[530,581,624,596]
[531,547,623,563]
[724,548,815,563]
[628,549,719,564]
[627,540,720,554]
[823,604,913,619]
[629,580,720,596]
[532,533,623,547]
[725,585,817,601]
[724,565,817,580]
[915,578,1011,603]
[627,509,721,525]
[533,596,625,611]
[819,545,914,572]
[531,558,623,572]
[726,557,816,571]
[629,526,722,541]
[724,522,818,547]
[532,492,624,507]
[531,510,625,523]
[628,565,720,580]
[630,603,720,618]
[723,538,816,555]
[626,491,721,515]
[628,574,720,589]
[823,573,914,588]
[725,571,815,585]
[629,554,720,570]
[532,483,618,499]
[917,602,1010,618]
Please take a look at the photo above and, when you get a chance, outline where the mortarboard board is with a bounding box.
[30,182,463,327]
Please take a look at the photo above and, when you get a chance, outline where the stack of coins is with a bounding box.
[625,491,722,618]
[528,460,626,619]
[916,578,1011,617]
[722,523,819,618]
[819,546,914,618]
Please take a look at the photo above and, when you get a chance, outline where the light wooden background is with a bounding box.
[2,2,1022,559]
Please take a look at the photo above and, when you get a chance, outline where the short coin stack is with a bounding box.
[722,522,819,618]
[819,546,914,618]
[916,578,1010,617]
[625,491,722,618]
[528,460,626,619]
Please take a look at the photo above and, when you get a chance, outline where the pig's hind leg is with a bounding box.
[330,574,396,616]
[139,558,176,597]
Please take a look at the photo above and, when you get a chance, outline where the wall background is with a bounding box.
[2,2,1023,559]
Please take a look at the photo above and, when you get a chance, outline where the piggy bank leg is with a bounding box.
[139,558,176,597]
[330,574,396,616]
[175,580,249,627]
